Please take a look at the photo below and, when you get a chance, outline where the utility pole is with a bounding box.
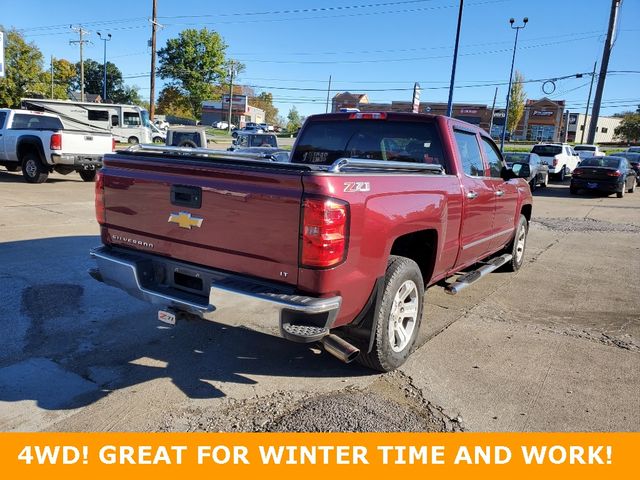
[446,0,464,117]
[70,25,90,102]
[149,0,158,120]
[97,32,112,101]
[227,61,237,134]
[580,61,597,144]
[325,75,332,113]
[50,55,54,99]
[587,0,622,144]
[488,86,498,136]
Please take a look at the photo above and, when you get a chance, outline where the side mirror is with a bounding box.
[511,162,531,178]
[232,139,237,146]
[500,166,517,181]
[540,160,548,166]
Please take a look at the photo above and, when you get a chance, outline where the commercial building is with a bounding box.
[201,94,265,127]
[566,113,622,144]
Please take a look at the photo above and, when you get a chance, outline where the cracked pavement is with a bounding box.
[0,170,638,432]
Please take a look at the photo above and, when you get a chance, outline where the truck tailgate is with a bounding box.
[101,154,304,286]
[62,130,112,155]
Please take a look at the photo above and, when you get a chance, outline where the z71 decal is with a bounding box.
[343,181,371,193]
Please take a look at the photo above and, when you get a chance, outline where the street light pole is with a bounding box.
[227,61,237,134]
[97,32,112,101]
[500,17,528,153]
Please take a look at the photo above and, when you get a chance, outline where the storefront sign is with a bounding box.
[532,110,554,117]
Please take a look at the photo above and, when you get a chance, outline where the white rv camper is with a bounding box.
[20,98,159,144]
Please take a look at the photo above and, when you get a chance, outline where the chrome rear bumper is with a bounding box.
[89,246,341,342]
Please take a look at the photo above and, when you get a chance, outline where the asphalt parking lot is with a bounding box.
[0,169,638,432]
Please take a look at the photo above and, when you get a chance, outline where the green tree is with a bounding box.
[250,92,278,124]
[507,70,526,136]
[71,59,139,103]
[614,113,640,143]
[286,106,302,133]
[156,86,194,119]
[49,58,76,99]
[157,28,229,118]
[0,28,46,107]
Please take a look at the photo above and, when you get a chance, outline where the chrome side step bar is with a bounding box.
[444,254,512,295]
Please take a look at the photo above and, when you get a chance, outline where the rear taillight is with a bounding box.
[95,170,106,225]
[573,168,583,176]
[348,112,387,120]
[112,138,116,151]
[553,156,558,167]
[607,170,621,177]
[301,197,349,268]
[50,133,62,150]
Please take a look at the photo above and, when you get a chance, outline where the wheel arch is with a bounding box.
[16,136,46,163]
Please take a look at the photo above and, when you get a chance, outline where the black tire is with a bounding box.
[503,214,528,272]
[128,136,139,145]
[356,256,424,372]
[153,136,164,144]
[628,180,635,194]
[21,153,49,184]
[5,164,19,172]
[79,170,97,182]
[558,166,566,182]
[529,179,536,192]
[569,186,578,195]
[617,183,625,198]
[540,173,548,188]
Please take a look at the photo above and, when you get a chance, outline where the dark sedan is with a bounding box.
[570,156,637,198]
[504,152,549,191]
[611,152,640,185]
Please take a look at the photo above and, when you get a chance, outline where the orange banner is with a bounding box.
[0,432,637,479]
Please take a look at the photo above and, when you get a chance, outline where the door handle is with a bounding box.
[466,191,478,200]
[495,190,505,197]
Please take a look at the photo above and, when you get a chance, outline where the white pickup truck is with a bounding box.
[0,109,113,183]
[574,144,605,161]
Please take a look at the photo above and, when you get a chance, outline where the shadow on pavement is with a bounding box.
[0,236,370,412]
[0,170,81,184]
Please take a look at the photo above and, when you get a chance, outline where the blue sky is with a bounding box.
[4,0,640,119]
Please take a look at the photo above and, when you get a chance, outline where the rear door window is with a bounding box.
[291,119,448,172]
[0,111,6,129]
[454,130,485,177]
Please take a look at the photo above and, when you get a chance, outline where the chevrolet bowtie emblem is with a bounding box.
[168,211,204,229]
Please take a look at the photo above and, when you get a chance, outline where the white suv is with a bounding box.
[530,143,580,181]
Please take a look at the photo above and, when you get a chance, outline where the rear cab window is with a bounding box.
[291,119,449,173]
[531,145,562,157]
[11,114,64,130]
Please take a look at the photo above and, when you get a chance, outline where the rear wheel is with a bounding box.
[558,166,567,182]
[128,136,139,145]
[79,170,97,182]
[540,173,548,188]
[21,153,48,184]
[617,183,625,198]
[569,185,578,195]
[153,136,164,144]
[628,180,636,193]
[357,256,424,372]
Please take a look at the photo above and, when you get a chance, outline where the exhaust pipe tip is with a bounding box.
[320,333,360,363]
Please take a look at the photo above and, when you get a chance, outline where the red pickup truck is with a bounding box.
[90,112,533,371]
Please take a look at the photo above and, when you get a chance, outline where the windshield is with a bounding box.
[504,153,529,164]
[292,119,447,172]
[580,157,621,168]
[574,145,596,151]
[531,145,562,156]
